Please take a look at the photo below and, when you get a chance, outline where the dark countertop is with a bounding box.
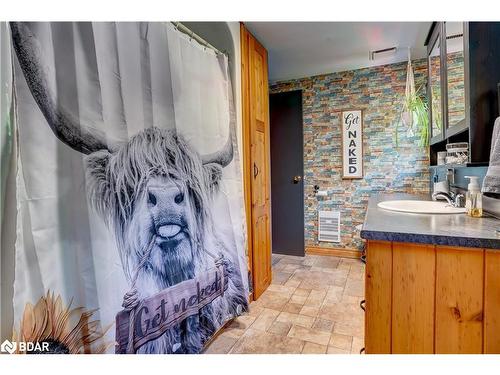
[360,193,500,249]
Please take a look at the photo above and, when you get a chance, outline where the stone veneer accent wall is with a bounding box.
[269,59,430,251]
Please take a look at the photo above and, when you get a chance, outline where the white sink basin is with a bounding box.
[377,200,466,214]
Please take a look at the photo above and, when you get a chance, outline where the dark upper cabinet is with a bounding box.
[426,22,500,165]
[428,25,444,144]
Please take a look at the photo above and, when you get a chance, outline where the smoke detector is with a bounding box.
[369,46,397,61]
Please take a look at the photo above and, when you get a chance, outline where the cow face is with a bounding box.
[133,175,195,286]
[83,127,228,292]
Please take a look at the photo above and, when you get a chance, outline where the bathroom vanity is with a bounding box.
[361,194,500,354]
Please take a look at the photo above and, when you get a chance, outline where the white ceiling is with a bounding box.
[245,22,433,82]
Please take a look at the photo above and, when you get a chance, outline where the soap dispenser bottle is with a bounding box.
[464,176,482,217]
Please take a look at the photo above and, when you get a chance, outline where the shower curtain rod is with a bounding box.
[171,22,227,56]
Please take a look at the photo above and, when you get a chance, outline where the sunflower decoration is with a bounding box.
[13,291,111,354]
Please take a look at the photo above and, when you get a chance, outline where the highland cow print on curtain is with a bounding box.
[10,22,249,354]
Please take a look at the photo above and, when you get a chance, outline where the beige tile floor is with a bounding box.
[204,253,365,354]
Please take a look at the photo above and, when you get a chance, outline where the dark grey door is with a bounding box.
[269,90,304,257]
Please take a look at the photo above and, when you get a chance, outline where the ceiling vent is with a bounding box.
[369,46,397,61]
[446,33,463,40]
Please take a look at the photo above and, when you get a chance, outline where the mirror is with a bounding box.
[429,37,442,138]
[445,22,465,128]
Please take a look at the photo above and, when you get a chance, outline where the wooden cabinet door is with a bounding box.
[365,240,499,354]
[392,243,435,353]
[365,241,392,353]
[484,249,500,353]
[435,247,484,353]
[241,25,272,299]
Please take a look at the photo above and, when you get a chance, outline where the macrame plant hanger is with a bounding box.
[403,47,416,129]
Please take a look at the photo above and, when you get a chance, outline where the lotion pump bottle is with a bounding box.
[464,176,482,217]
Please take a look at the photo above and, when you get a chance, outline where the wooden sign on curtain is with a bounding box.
[115,265,228,353]
[341,110,363,179]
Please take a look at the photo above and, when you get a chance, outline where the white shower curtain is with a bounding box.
[9,22,248,354]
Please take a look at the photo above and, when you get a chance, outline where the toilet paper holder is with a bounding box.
[314,185,328,197]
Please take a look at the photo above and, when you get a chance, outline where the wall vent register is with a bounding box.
[318,210,341,243]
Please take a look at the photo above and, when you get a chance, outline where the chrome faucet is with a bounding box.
[432,191,465,208]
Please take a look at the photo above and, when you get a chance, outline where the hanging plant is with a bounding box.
[398,50,430,147]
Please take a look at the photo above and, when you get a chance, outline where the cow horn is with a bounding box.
[10,22,112,155]
[201,82,235,168]
[201,131,233,167]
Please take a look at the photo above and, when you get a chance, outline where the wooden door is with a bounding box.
[241,24,272,299]
[270,91,305,257]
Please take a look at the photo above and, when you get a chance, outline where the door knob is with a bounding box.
[293,175,302,184]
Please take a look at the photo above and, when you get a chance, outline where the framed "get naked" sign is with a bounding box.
[341,110,363,179]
